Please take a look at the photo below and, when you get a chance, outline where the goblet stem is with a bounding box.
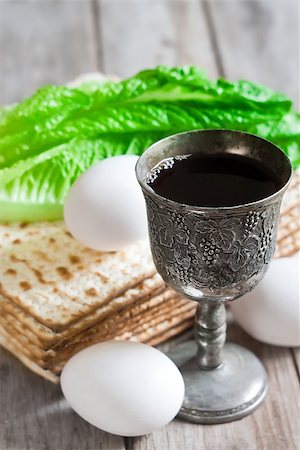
[194,301,227,369]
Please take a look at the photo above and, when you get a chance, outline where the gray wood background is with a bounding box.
[0,1,299,449]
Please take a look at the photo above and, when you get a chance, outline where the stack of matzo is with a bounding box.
[0,172,299,383]
[0,222,195,383]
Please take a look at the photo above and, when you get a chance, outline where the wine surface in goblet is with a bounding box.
[136,130,292,423]
[147,152,281,207]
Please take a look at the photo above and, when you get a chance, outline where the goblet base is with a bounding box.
[166,341,268,424]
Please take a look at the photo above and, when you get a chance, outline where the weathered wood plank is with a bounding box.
[98,0,218,78]
[0,347,125,450]
[0,0,99,105]
[127,323,300,450]
[292,347,300,376]
[207,0,300,106]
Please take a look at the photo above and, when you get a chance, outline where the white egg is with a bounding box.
[61,341,184,436]
[64,155,148,251]
[231,253,300,347]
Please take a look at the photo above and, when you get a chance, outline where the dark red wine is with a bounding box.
[147,153,280,207]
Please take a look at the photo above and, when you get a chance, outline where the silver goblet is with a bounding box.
[136,130,292,424]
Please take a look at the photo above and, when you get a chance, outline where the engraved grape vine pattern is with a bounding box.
[145,196,280,290]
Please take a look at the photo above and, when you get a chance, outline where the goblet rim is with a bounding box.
[135,129,293,212]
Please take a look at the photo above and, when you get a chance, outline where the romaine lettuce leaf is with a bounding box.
[0,65,299,222]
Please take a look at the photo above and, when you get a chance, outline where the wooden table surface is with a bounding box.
[0,1,299,449]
